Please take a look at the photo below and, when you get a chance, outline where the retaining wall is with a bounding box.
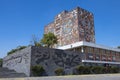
[3,47,31,76]
[3,46,84,76]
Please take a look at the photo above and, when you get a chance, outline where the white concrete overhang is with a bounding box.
[57,41,120,52]
[82,60,120,65]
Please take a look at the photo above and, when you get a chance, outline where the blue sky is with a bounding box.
[0,0,120,58]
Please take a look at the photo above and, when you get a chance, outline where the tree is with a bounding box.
[41,32,57,48]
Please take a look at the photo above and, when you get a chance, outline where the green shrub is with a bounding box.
[54,68,64,76]
[0,59,3,67]
[91,66,105,74]
[76,66,85,74]
[76,66,91,74]
[31,65,45,76]
[84,66,91,74]
[76,66,120,74]
[103,66,119,73]
[110,67,119,73]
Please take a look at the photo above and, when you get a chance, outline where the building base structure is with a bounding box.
[43,6,120,67]
[2,42,120,76]
[57,41,120,67]
[3,46,84,76]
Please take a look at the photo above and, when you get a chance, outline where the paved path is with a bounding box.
[0,74,120,80]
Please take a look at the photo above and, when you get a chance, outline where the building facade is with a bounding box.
[2,7,120,77]
[44,7,120,67]
[58,41,120,66]
[44,7,95,48]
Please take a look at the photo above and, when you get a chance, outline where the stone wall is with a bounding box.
[3,47,31,76]
[31,46,84,76]
[3,46,84,76]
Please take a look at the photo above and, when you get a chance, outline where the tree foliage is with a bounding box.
[41,32,57,48]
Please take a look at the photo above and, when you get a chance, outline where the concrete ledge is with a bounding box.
[0,74,120,80]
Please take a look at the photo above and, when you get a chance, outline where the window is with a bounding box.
[89,47,93,53]
[116,52,120,61]
[84,47,88,53]
[94,48,99,54]
[101,49,106,61]
[112,52,116,61]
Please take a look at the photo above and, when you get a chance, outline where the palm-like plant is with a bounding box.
[41,32,57,48]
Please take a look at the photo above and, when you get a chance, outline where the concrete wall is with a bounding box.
[31,46,84,76]
[3,47,31,76]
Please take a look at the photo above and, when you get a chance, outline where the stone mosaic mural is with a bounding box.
[31,46,83,75]
[3,47,82,76]
[44,22,55,34]
[3,47,31,76]
[78,8,95,43]
[44,7,95,48]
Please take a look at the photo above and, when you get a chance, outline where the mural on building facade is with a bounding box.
[62,19,73,34]
[44,7,95,48]
[78,8,95,43]
[53,50,81,68]
[3,47,31,76]
[33,49,50,64]
[44,22,55,34]
[3,52,30,67]
[31,47,82,69]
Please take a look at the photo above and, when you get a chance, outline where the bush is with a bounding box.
[76,66,91,74]
[84,66,91,74]
[0,59,3,67]
[31,65,45,76]
[110,67,119,73]
[75,65,119,75]
[54,68,64,76]
[91,66,105,74]
[76,66,85,74]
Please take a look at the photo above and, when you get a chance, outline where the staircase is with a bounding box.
[0,67,27,78]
